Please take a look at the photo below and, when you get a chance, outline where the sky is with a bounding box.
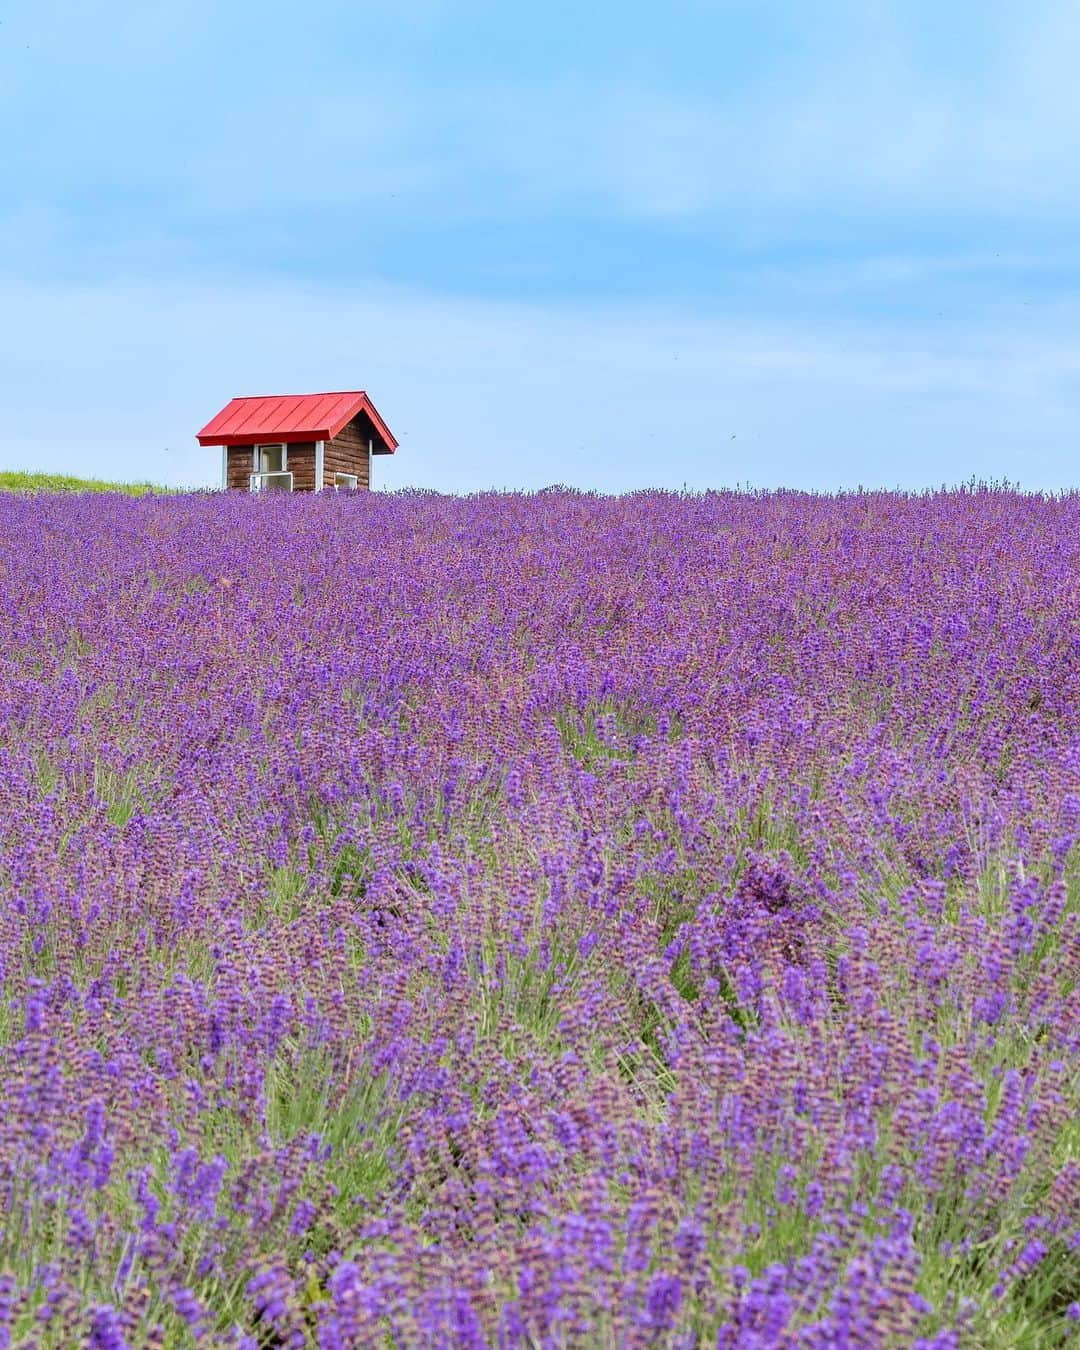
[1,0,1078,493]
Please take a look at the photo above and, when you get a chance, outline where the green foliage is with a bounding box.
[0,469,168,496]
[557,698,682,770]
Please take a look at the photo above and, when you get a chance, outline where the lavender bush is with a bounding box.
[0,486,1076,1347]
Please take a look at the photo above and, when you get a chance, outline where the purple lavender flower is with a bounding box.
[0,487,1073,1344]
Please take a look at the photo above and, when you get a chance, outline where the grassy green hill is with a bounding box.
[0,470,167,496]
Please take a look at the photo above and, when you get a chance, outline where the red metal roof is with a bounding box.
[196,391,398,451]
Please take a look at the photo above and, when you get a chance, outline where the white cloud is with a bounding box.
[574,6,1080,221]
[6,1,1080,232]
[186,83,430,211]
[0,273,1076,493]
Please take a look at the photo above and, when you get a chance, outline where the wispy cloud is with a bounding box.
[484,4,1080,223]
[186,82,429,212]
[8,1,1080,233]
[1,273,1076,492]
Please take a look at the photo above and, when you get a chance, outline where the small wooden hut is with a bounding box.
[196,390,398,491]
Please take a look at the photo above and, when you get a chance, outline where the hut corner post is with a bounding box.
[221,446,228,490]
[314,441,325,492]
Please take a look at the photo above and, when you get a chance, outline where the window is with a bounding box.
[334,473,358,491]
[250,444,293,492]
[257,444,285,474]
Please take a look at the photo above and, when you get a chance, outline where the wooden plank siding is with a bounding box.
[323,417,371,490]
[226,446,254,490]
[285,443,317,492]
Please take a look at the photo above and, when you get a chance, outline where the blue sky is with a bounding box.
[1,1,1078,491]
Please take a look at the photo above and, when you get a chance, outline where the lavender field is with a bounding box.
[0,487,1076,1347]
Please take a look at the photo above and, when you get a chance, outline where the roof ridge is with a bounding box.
[229,390,367,400]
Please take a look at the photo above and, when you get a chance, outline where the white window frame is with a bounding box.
[334,472,358,491]
[314,440,325,492]
[253,443,287,474]
[249,470,294,492]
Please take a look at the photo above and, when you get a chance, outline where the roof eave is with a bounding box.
[323,393,399,452]
[360,393,399,451]
[197,429,334,447]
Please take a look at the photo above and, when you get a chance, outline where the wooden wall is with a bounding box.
[225,443,317,491]
[286,443,317,492]
[323,420,371,490]
[223,423,383,491]
[226,446,253,490]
